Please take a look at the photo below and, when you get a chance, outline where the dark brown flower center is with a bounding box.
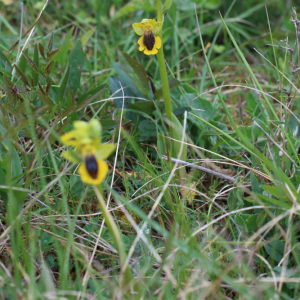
[85,155,98,179]
[143,31,155,50]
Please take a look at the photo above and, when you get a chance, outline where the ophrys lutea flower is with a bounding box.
[60,119,115,185]
[132,19,162,55]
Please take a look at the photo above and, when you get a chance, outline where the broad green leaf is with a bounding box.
[173,106,191,116]
[228,188,244,211]
[128,101,155,116]
[154,78,181,100]
[119,52,150,98]
[68,40,84,95]
[138,119,157,141]
[235,214,257,233]
[265,240,285,262]
[261,185,288,200]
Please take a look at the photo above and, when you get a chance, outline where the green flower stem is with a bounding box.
[157,0,173,124]
[94,186,133,287]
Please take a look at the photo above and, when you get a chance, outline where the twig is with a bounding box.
[161,155,236,183]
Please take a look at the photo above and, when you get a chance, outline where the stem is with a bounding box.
[156,0,173,122]
[94,186,133,288]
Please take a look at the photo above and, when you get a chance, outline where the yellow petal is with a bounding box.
[81,144,97,156]
[154,36,162,50]
[60,131,81,147]
[88,119,102,140]
[132,23,144,35]
[141,19,150,23]
[96,143,116,159]
[61,150,80,164]
[151,48,158,55]
[78,159,108,185]
[61,119,102,148]
[144,48,155,55]
[152,22,162,34]
[138,36,146,51]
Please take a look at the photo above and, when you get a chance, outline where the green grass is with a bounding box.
[0,0,300,299]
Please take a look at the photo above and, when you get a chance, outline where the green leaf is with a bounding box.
[12,148,23,183]
[170,113,187,162]
[173,106,191,116]
[68,40,84,95]
[80,27,96,47]
[32,44,40,86]
[157,133,167,157]
[154,78,181,100]
[54,29,73,65]
[247,194,290,209]
[45,78,52,94]
[119,52,150,98]
[261,185,288,200]
[3,74,17,102]
[203,0,221,9]
[47,49,60,60]
[18,50,27,73]
[0,49,12,71]
[38,43,46,60]
[228,188,244,211]
[265,240,285,262]
[13,64,30,87]
[45,60,55,75]
[22,51,38,71]
[1,147,23,185]
[138,119,157,141]
[128,101,155,116]
[113,0,154,19]
[35,91,54,107]
[235,214,257,233]
[163,0,172,13]
[48,32,54,52]
[57,66,70,105]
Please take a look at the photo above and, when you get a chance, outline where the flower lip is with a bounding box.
[143,31,155,50]
[78,158,108,185]
[85,155,98,179]
[138,35,162,55]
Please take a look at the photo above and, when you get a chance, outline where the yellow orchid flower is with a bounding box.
[60,120,115,186]
[132,19,162,55]
[60,119,101,148]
